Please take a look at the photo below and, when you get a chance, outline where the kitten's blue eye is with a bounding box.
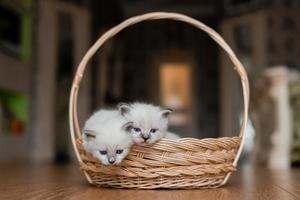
[133,127,141,132]
[150,128,158,133]
[116,149,124,154]
[99,150,107,155]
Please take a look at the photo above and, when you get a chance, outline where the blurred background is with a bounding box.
[0,0,299,170]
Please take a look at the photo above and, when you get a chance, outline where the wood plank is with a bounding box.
[0,164,299,200]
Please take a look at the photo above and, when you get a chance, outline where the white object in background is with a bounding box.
[264,66,292,169]
[243,118,255,155]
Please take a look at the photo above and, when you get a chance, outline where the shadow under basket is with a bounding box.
[69,12,250,189]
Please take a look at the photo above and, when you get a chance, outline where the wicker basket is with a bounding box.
[69,12,250,189]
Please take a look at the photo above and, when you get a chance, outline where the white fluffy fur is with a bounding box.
[118,102,178,146]
[82,110,133,165]
[165,131,180,140]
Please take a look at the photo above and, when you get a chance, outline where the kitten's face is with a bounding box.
[83,121,133,165]
[129,125,164,146]
[118,103,172,146]
[92,144,130,165]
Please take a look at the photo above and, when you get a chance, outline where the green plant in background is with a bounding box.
[0,90,28,135]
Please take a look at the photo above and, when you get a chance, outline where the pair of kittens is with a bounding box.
[82,102,180,165]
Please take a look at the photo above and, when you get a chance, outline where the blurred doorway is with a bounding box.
[152,49,198,137]
[53,3,91,163]
[159,63,192,126]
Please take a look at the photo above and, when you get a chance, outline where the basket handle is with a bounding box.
[69,12,249,163]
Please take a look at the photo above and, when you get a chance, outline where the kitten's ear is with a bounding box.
[122,121,134,132]
[161,108,173,118]
[118,103,131,116]
[83,130,96,140]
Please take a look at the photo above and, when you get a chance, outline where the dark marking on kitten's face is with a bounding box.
[122,121,134,133]
[83,130,96,140]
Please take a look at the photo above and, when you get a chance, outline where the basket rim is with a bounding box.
[68,12,250,187]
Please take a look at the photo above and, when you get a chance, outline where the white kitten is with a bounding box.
[118,102,174,146]
[82,110,133,165]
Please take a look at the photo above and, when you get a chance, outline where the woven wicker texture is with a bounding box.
[69,12,250,189]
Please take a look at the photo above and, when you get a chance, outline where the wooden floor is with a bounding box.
[0,163,300,200]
